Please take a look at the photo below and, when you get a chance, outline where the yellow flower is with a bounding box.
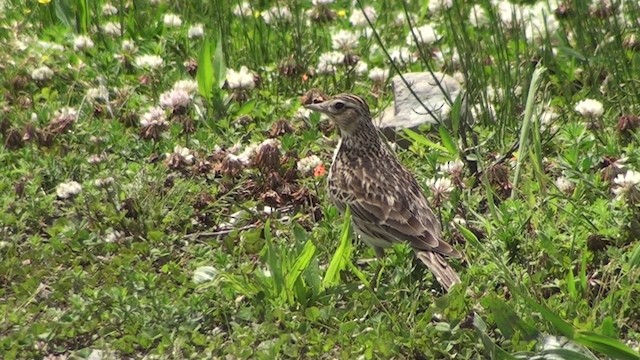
[337,9,347,18]
[253,11,261,18]
[38,0,51,4]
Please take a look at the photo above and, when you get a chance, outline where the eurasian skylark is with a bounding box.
[304,93,461,291]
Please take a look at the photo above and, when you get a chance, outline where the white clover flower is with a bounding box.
[522,5,559,42]
[167,145,195,165]
[317,51,345,74]
[173,79,199,94]
[349,5,377,27]
[440,159,464,175]
[354,61,368,75]
[574,99,604,118]
[188,23,204,38]
[496,0,524,28]
[471,103,496,122]
[73,35,94,51]
[469,4,489,27]
[262,5,292,24]
[86,85,109,103]
[388,46,417,65]
[613,170,640,199]
[256,138,280,153]
[406,24,440,46]
[121,39,137,53]
[88,153,107,165]
[163,13,182,27]
[429,0,453,14]
[159,89,191,110]
[134,54,164,69]
[232,2,252,17]
[226,66,255,90]
[540,108,559,129]
[56,181,82,199]
[102,3,118,16]
[556,176,576,194]
[233,144,258,165]
[332,30,359,52]
[368,67,389,83]
[36,40,65,52]
[31,65,54,81]
[426,177,454,197]
[313,0,334,5]
[94,176,115,188]
[104,229,122,243]
[53,107,78,123]
[193,266,218,284]
[101,22,122,36]
[297,155,323,176]
[555,176,575,194]
[227,139,279,166]
[140,106,167,127]
[393,12,417,27]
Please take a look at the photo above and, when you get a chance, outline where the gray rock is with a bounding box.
[376,72,466,143]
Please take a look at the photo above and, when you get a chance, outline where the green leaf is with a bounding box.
[449,91,465,135]
[486,295,539,341]
[263,221,285,299]
[197,40,214,99]
[322,207,353,289]
[629,241,640,269]
[579,251,588,297]
[512,65,546,199]
[75,0,89,34]
[566,267,577,300]
[305,306,321,321]
[53,0,74,29]
[403,128,448,153]
[473,314,518,360]
[519,294,575,339]
[556,46,587,61]
[285,240,316,304]
[574,332,640,360]
[600,317,617,338]
[438,126,457,156]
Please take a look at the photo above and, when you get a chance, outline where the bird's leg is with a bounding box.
[373,246,386,289]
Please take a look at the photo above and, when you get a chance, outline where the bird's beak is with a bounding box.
[303,102,329,114]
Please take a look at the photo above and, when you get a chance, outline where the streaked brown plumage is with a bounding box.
[304,93,461,291]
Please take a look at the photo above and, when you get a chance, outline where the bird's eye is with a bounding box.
[333,101,345,110]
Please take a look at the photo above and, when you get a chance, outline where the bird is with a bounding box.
[304,92,461,291]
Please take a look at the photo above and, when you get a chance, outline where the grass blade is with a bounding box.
[574,332,640,360]
[512,65,546,198]
[285,239,316,304]
[438,126,457,156]
[263,220,285,299]
[322,207,353,289]
[197,39,214,100]
[403,128,448,153]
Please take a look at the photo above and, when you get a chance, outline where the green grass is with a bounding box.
[1,0,640,358]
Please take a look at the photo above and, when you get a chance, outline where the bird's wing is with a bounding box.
[330,161,460,258]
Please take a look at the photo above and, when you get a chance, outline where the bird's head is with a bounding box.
[304,93,372,134]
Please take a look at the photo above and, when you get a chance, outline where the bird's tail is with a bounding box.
[416,251,460,292]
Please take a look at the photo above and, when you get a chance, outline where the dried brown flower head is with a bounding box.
[301,88,329,106]
[269,119,294,138]
[617,114,640,135]
[4,128,23,150]
[254,142,281,174]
